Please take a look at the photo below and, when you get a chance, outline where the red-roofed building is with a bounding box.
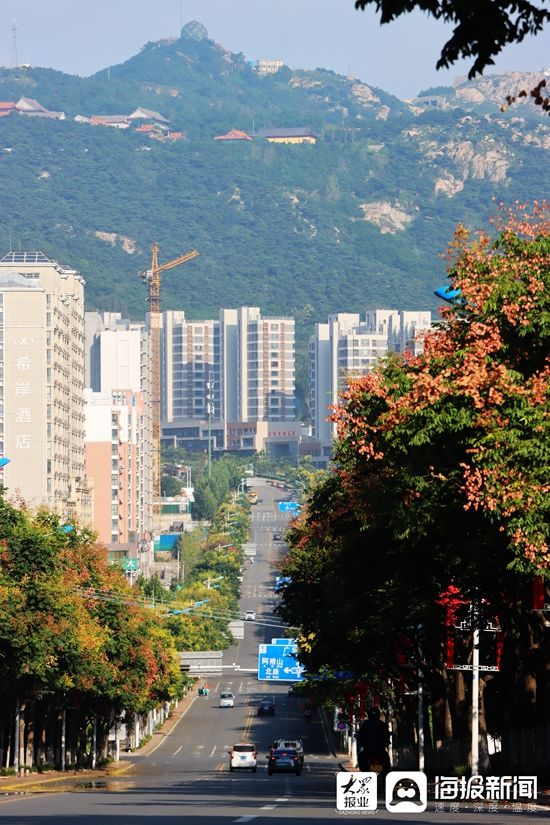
[214,129,253,142]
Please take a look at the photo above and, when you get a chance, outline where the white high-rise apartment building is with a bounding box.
[84,312,153,544]
[221,307,296,423]
[162,311,221,423]
[310,310,432,462]
[162,308,296,449]
[0,252,90,520]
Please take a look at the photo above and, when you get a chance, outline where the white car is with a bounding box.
[228,742,257,772]
[244,610,256,621]
[219,691,235,708]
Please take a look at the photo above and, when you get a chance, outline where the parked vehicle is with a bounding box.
[267,748,302,776]
[257,697,276,716]
[219,691,235,708]
[228,742,257,772]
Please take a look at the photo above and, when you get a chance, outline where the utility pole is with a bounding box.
[471,621,480,775]
[11,19,19,69]
[206,372,213,479]
[417,624,425,771]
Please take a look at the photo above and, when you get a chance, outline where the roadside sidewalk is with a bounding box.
[0,687,199,793]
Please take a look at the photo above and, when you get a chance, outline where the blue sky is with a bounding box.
[1,0,549,99]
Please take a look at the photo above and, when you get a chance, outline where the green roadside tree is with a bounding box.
[278,203,549,767]
[0,499,183,767]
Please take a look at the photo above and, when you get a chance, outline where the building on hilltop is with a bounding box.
[15,97,65,120]
[255,127,317,144]
[309,309,432,467]
[0,252,91,522]
[214,129,253,142]
[90,115,130,129]
[254,59,284,76]
[128,107,170,124]
[15,97,47,113]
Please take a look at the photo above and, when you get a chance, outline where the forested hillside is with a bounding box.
[0,22,548,337]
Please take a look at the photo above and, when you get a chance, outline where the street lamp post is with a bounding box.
[206,374,214,480]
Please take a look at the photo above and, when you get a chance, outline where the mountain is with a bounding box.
[0,22,548,337]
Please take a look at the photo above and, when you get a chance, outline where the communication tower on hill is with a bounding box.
[139,244,199,512]
[11,19,18,69]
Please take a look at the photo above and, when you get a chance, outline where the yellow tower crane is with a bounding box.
[140,243,199,509]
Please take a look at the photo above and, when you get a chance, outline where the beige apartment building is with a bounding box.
[85,388,149,549]
[84,312,153,547]
[0,252,90,520]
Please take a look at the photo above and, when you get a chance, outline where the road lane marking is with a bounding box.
[173,746,183,756]
[209,746,217,757]
[242,706,254,740]
[141,691,199,757]
[233,818,257,823]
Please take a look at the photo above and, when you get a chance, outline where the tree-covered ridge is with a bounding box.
[0,27,548,343]
[278,204,549,770]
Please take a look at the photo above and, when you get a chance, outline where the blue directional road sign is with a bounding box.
[278,501,300,512]
[257,643,305,682]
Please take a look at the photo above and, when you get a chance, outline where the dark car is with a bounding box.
[257,698,276,716]
[271,738,304,766]
[267,748,302,776]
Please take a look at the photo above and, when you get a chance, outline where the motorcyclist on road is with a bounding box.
[356,706,391,773]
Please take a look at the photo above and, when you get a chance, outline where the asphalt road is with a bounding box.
[0,481,546,823]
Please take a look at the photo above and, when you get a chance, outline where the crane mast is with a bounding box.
[140,244,199,511]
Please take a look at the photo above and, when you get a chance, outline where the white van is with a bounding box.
[219,691,235,708]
